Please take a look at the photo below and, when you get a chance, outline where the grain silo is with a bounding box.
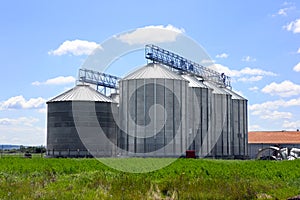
[47,44,249,159]
[182,75,212,157]
[223,88,248,158]
[203,81,232,158]
[46,84,118,157]
[118,63,189,157]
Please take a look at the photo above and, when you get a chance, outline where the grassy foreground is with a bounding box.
[1,157,300,199]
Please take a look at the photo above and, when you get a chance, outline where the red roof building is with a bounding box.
[248,131,300,158]
[248,131,300,144]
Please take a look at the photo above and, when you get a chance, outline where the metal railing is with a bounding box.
[145,44,231,88]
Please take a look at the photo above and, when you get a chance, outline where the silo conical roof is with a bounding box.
[47,84,113,103]
[223,88,246,100]
[182,75,207,88]
[122,63,184,80]
[203,81,228,94]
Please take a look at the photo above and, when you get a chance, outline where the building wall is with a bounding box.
[248,143,300,159]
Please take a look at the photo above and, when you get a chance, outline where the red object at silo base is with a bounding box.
[186,150,196,158]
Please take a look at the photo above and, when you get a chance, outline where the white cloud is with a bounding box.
[32,76,76,86]
[250,101,281,112]
[261,80,300,97]
[200,59,215,65]
[0,119,45,145]
[48,39,101,56]
[283,18,300,33]
[250,110,262,116]
[278,8,289,16]
[116,24,185,45]
[272,6,295,17]
[207,64,276,83]
[283,1,292,6]
[249,86,259,91]
[238,76,263,82]
[297,48,300,54]
[249,98,300,122]
[282,120,300,130]
[0,96,46,110]
[242,56,256,62]
[239,67,276,76]
[0,117,39,127]
[208,64,276,77]
[216,53,229,59]
[293,62,300,72]
[249,124,262,131]
[208,64,235,76]
[249,98,300,111]
[249,98,300,123]
[250,104,293,120]
[286,98,300,106]
[38,108,47,114]
[260,111,292,120]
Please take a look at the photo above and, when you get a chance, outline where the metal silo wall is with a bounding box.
[232,99,248,158]
[209,92,232,158]
[118,80,128,154]
[94,102,118,157]
[154,79,167,154]
[244,100,248,157]
[172,79,188,156]
[204,88,213,157]
[47,102,86,157]
[164,79,175,156]
[47,101,118,157]
[187,87,198,152]
[135,79,146,154]
[118,78,188,157]
[187,86,212,157]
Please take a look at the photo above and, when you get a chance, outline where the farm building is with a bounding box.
[46,44,248,158]
[248,131,300,159]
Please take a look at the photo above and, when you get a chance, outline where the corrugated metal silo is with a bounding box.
[118,63,189,157]
[182,75,212,157]
[223,88,248,158]
[203,81,232,158]
[46,84,118,157]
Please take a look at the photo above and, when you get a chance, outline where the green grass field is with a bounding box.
[1,157,300,199]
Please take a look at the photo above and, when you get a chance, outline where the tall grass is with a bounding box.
[0,157,300,199]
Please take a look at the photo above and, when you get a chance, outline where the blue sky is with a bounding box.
[0,0,300,145]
